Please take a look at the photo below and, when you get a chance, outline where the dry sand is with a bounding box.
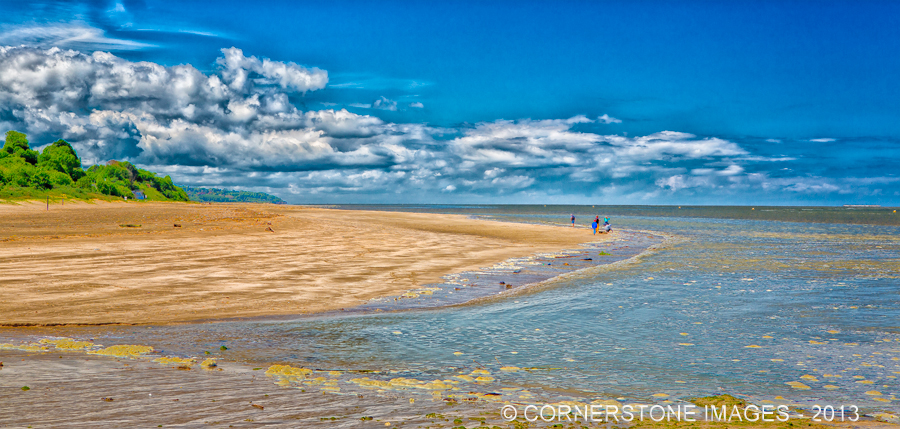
[0,201,604,326]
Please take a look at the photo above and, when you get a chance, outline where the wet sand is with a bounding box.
[0,201,604,326]
[0,349,501,428]
[2,350,894,428]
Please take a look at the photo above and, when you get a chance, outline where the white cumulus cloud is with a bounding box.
[372,96,398,111]
[597,114,622,124]
[216,47,327,93]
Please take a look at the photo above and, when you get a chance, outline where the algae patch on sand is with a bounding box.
[690,394,747,408]
[88,344,154,357]
[265,364,314,384]
[0,342,48,352]
[39,338,94,351]
[348,376,459,392]
[785,381,811,390]
[153,356,196,367]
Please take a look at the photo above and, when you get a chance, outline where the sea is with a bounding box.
[3,205,899,425]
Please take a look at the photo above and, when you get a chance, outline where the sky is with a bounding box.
[0,0,898,205]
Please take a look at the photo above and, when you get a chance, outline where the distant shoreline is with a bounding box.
[315,203,900,227]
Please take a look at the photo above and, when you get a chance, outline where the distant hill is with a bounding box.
[1,130,189,201]
[183,186,286,204]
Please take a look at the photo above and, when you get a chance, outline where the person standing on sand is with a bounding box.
[594,215,600,226]
[571,214,575,227]
[591,219,598,235]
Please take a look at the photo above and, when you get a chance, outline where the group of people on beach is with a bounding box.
[571,214,612,234]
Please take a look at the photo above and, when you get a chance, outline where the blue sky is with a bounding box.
[0,0,898,204]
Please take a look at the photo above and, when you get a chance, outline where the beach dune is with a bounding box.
[0,202,602,325]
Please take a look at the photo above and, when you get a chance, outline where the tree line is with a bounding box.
[182,186,286,204]
[0,131,188,201]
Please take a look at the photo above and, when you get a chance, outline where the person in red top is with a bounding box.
[570,214,575,227]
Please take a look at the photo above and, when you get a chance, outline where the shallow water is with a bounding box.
[3,206,899,420]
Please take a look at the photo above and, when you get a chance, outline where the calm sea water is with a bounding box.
[7,205,900,416]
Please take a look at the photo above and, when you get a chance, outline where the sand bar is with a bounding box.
[0,201,605,326]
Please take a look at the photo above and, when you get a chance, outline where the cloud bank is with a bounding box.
[0,46,893,204]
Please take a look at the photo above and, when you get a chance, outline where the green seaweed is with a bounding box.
[690,394,746,408]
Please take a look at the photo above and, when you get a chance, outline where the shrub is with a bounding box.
[29,169,52,190]
[46,170,74,187]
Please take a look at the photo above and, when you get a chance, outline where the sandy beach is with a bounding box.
[0,201,603,326]
[3,204,899,428]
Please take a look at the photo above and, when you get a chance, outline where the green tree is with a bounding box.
[38,139,85,181]
[2,131,39,165]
